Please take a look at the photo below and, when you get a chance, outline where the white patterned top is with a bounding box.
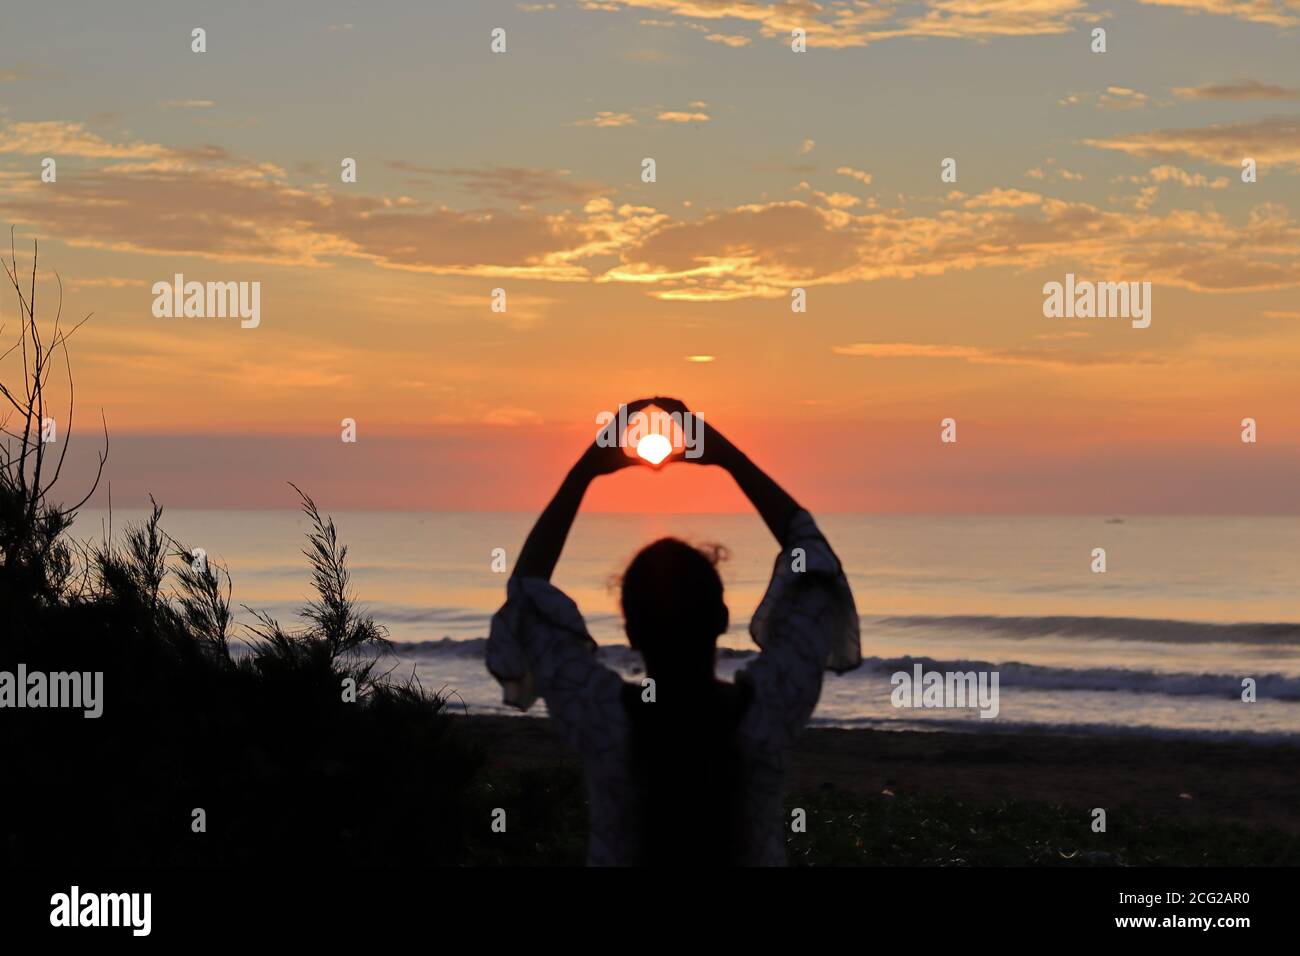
[485,510,861,865]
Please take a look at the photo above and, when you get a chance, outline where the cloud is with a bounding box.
[0,120,171,159]
[961,187,1043,208]
[1026,159,1085,182]
[1172,79,1300,100]
[568,0,1274,50]
[831,342,1173,368]
[384,161,606,203]
[604,189,1300,299]
[5,120,1298,299]
[1060,86,1150,110]
[638,14,749,45]
[1131,164,1229,189]
[435,165,606,203]
[797,183,863,209]
[799,138,815,155]
[1137,0,1300,27]
[578,0,1096,48]
[581,0,883,47]
[836,166,873,185]
[1100,86,1149,109]
[658,110,710,123]
[880,0,1099,40]
[1083,116,1300,168]
[67,276,147,289]
[160,99,215,109]
[574,111,639,127]
[0,133,623,277]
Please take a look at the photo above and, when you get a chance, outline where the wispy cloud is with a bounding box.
[433,165,606,203]
[574,111,639,127]
[658,110,710,123]
[1137,0,1300,27]
[1026,159,1085,182]
[607,189,1300,299]
[1060,87,1150,111]
[0,120,171,159]
[831,342,1173,369]
[384,161,606,203]
[959,187,1043,208]
[1128,164,1229,189]
[1083,116,1300,168]
[5,119,1298,300]
[1172,79,1300,100]
[583,0,1098,48]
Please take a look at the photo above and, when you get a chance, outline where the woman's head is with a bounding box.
[619,538,729,676]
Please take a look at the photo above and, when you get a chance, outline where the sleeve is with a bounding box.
[485,576,627,754]
[737,510,861,749]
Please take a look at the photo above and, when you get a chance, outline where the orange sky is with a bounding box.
[1,1,1298,511]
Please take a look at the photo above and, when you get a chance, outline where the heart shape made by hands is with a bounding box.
[636,432,672,466]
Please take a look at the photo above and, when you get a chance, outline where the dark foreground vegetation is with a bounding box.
[4,239,1298,867]
[1,240,483,864]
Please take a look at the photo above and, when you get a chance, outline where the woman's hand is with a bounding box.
[577,395,738,476]
[576,397,661,477]
[646,396,738,469]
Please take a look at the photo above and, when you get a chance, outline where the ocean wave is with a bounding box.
[383,639,1300,701]
[872,614,1300,645]
[864,655,1300,701]
[311,607,1300,646]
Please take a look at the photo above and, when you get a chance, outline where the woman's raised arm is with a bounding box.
[656,397,803,545]
[511,397,657,581]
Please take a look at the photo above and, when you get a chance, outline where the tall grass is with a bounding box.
[0,236,482,865]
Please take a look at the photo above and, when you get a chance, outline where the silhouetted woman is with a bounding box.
[487,397,860,865]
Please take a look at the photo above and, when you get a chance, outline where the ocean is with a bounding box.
[74,510,1300,741]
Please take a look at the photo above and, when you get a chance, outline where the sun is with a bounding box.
[636,433,672,466]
